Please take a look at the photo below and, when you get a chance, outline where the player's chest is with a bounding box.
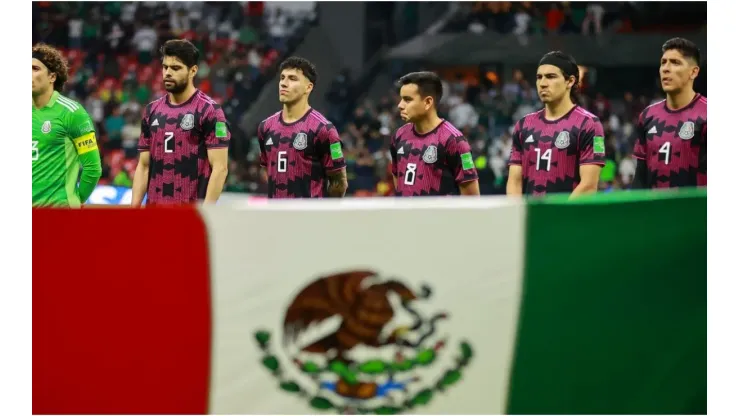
[645,117,704,154]
[32,112,66,145]
[394,139,447,177]
[263,131,320,160]
[522,129,579,158]
[149,113,203,148]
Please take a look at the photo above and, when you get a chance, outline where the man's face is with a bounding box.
[397,83,431,122]
[278,68,312,104]
[536,64,573,104]
[162,56,195,94]
[660,49,699,94]
[32,58,54,97]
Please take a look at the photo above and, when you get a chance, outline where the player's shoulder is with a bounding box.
[144,95,168,114]
[574,106,603,128]
[194,90,223,110]
[695,94,708,114]
[517,109,544,127]
[393,123,415,141]
[639,99,666,121]
[307,108,333,126]
[260,110,282,131]
[54,93,86,115]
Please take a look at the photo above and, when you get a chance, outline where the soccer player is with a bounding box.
[391,72,480,196]
[132,39,230,206]
[632,38,706,189]
[32,43,102,208]
[257,57,347,198]
[507,51,605,197]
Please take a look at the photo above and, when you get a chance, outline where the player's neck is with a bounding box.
[414,114,443,136]
[168,85,197,106]
[666,88,697,111]
[32,88,54,110]
[282,100,311,123]
[544,97,576,120]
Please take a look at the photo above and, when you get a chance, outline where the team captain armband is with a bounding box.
[73,132,98,155]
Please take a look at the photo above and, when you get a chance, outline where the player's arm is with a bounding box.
[203,105,231,203]
[132,106,152,207]
[631,111,649,189]
[132,151,150,207]
[320,124,348,197]
[446,135,480,196]
[68,109,102,204]
[506,120,524,196]
[698,122,707,186]
[389,138,398,190]
[571,118,606,198]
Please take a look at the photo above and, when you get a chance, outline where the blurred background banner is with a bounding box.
[33,1,706,199]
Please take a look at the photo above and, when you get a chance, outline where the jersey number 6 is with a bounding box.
[277,150,288,172]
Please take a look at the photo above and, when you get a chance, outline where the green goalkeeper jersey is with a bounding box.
[32,91,102,207]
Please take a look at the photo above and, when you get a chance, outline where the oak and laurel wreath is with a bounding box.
[254,330,474,415]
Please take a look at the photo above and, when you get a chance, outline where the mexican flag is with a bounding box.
[33,190,706,414]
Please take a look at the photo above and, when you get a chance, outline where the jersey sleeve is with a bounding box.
[579,117,606,166]
[508,119,524,166]
[317,124,346,173]
[138,104,152,151]
[632,111,647,160]
[257,121,267,168]
[389,131,398,178]
[66,106,102,203]
[445,135,479,184]
[698,122,707,186]
[202,104,231,149]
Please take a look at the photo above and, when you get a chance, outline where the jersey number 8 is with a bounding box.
[404,163,417,185]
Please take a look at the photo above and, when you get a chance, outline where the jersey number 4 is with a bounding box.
[658,141,671,164]
[32,141,39,161]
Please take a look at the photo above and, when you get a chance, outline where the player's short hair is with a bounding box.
[662,37,701,66]
[32,43,69,92]
[396,71,443,107]
[160,39,200,68]
[278,56,318,85]
[538,51,580,102]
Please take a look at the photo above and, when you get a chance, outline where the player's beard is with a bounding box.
[164,78,188,94]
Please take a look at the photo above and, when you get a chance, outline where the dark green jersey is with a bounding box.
[32,91,102,207]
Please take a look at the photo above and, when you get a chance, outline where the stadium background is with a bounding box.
[32,1,707,201]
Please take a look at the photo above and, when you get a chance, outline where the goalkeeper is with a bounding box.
[32,43,102,207]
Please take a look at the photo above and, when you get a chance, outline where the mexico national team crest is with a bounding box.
[679,121,695,140]
[254,270,474,414]
[422,146,438,163]
[554,131,570,149]
[41,120,51,134]
[180,113,194,131]
[293,132,308,150]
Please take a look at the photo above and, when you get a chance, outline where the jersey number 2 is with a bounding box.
[164,132,174,153]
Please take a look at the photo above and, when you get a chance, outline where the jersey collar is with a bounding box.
[33,90,59,110]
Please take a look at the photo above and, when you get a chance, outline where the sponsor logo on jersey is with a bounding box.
[330,142,344,160]
[73,132,98,155]
[461,152,475,170]
[215,121,228,138]
[593,136,606,155]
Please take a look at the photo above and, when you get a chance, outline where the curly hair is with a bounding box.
[32,43,69,92]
